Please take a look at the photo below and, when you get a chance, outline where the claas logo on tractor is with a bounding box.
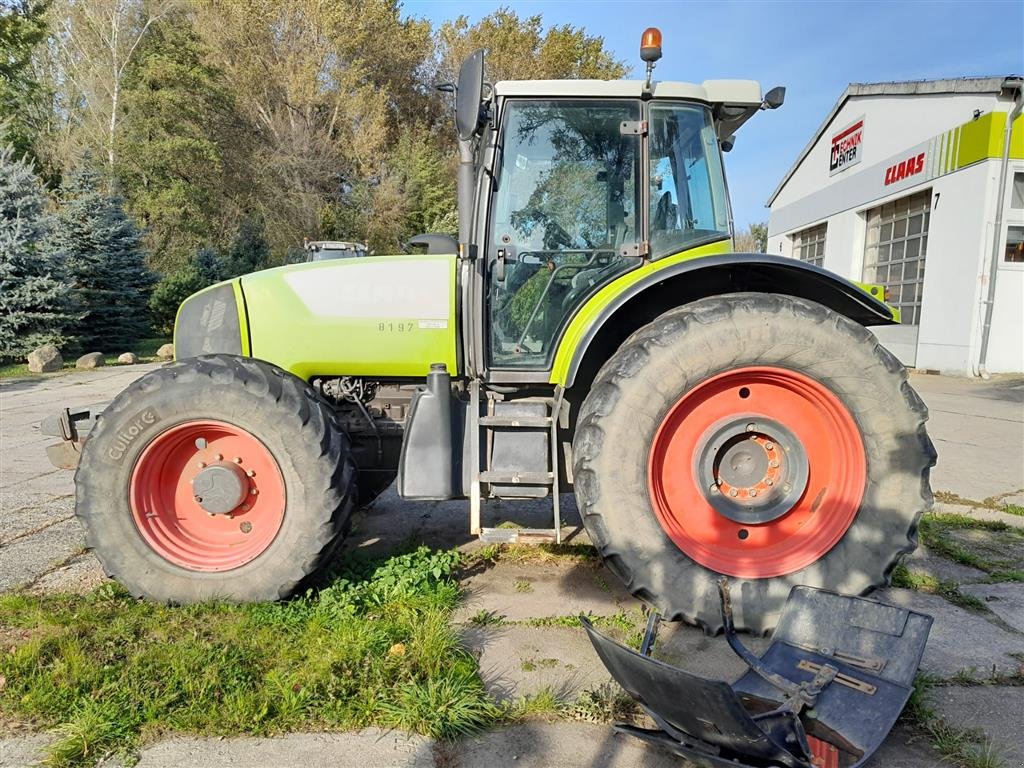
[41,21,935,768]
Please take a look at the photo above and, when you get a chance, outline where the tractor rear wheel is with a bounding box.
[573,293,935,634]
[76,355,357,603]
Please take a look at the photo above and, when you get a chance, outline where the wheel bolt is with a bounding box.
[783,485,791,492]
[240,521,252,534]
[214,453,223,461]
[233,456,243,464]
[765,442,774,450]
[250,487,258,495]
[769,460,779,468]
[729,489,738,497]
[766,479,774,486]
[247,470,256,477]
[746,423,757,432]
[709,484,719,494]
[241,504,250,512]
[197,461,206,469]
[750,490,758,497]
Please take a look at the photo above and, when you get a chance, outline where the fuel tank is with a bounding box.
[174,253,459,380]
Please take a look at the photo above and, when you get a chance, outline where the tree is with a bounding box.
[193,245,224,283]
[53,163,154,351]
[222,216,269,278]
[0,1,48,164]
[148,263,206,336]
[734,221,768,253]
[48,0,172,178]
[438,8,629,84]
[116,8,247,272]
[0,146,73,360]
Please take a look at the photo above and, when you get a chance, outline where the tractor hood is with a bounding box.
[173,254,459,381]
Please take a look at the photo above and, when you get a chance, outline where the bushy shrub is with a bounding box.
[148,265,208,336]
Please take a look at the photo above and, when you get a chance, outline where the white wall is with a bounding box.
[771,92,1004,211]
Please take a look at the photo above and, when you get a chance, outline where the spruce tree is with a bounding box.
[54,165,155,352]
[0,147,73,361]
[223,217,270,278]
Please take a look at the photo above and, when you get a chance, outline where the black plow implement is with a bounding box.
[582,579,932,768]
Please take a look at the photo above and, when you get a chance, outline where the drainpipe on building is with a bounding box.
[977,77,1023,379]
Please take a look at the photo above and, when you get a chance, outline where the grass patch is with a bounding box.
[890,565,987,611]
[471,543,599,566]
[918,513,1024,582]
[1002,504,1024,517]
[0,338,169,380]
[0,547,499,767]
[513,579,533,594]
[568,683,638,724]
[903,673,1007,768]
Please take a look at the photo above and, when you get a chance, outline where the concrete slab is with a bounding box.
[930,685,1024,767]
[909,373,1024,501]
[462,625,613,703]
[0,734,51,767]
[0,517,84,592]
[863,724,944,768]
[933,501,1024,530]
[878,588,1024,677]
[652,621,771,681]
[900,545,988,584]
[454,561,636,624]
[958,583,1024,633]
[453,722,680,768]
[121,730,434,768]
[26,553,107,595]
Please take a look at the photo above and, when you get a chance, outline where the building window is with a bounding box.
[791,222,827,267]
[1006,226,1024,263]
[863,189,930,325]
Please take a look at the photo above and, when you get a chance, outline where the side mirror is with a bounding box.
[456,48,486,141]
[762,86,786,110]
[721,134,736,152]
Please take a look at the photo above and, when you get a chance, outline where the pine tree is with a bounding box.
[0,147,73,361]
[54,164,155,352]
[223,217,270,278]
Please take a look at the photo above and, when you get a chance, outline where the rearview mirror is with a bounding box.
[456,49,486,141]
[762,86,786,110]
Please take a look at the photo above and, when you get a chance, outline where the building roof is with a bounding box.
[493,78,763,107]
[766,76,1020,206]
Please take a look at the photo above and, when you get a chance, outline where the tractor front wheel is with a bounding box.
[573,293,936,634]
[76,355,357,603]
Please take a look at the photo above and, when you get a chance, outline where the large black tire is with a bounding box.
[76,355,357,603]
[573,293,936,634]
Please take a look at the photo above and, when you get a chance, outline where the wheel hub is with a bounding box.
[192,462,249,515]
[698,417,809,525]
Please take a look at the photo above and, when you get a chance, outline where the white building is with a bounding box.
[767,77,1023,374]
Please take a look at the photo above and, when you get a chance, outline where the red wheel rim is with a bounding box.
[647,367,866,578]
[129,420,286,572]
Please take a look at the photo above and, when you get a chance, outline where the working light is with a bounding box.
[640,27,662,63]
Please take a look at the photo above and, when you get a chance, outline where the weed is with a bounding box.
[513,579,533,594]
[505,686,564,719]
[0,547,498,766]
[469,543,599,567]
[467,610,505,627]
[1002,504,1024,517]
[568,683,637,723]
[918,513,1024,579]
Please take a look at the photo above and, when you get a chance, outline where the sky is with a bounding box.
[403,0,1024,230]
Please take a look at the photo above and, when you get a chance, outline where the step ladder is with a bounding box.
[469,380,565,544]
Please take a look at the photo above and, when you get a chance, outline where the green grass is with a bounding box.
[0,547,499,767]
[0,337,169,379]
[918,513,1024,583]
[471,543,599,566]
[1002,504,1024,518]
[890,565,987,611]
[903,673,1007,768]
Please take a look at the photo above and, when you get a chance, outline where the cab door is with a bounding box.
[484,98,644,373]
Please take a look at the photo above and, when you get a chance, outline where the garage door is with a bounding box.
[863,189,930,366]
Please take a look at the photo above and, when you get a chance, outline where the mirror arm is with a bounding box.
[457,138,476,259]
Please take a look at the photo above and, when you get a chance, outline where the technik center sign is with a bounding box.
[829,117,864,176]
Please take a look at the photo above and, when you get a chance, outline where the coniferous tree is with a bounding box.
[223,216,270,277]
[0,146,73,360]
[54,164,155,351]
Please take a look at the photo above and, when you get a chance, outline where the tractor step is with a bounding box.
[470,381,566,544]
[478,415,552,428]
[478,527,560,544]
[478,470,553,484]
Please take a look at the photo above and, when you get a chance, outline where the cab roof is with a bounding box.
[493,79,764,107]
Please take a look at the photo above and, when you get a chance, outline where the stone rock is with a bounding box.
[117,352,138,365]
[26,344,62,373]
[157,343,174,360]
[75,352,105,369]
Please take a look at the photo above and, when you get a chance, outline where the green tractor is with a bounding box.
[53,37,935,633]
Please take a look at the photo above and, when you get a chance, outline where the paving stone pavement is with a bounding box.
[2,368,1023,767]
